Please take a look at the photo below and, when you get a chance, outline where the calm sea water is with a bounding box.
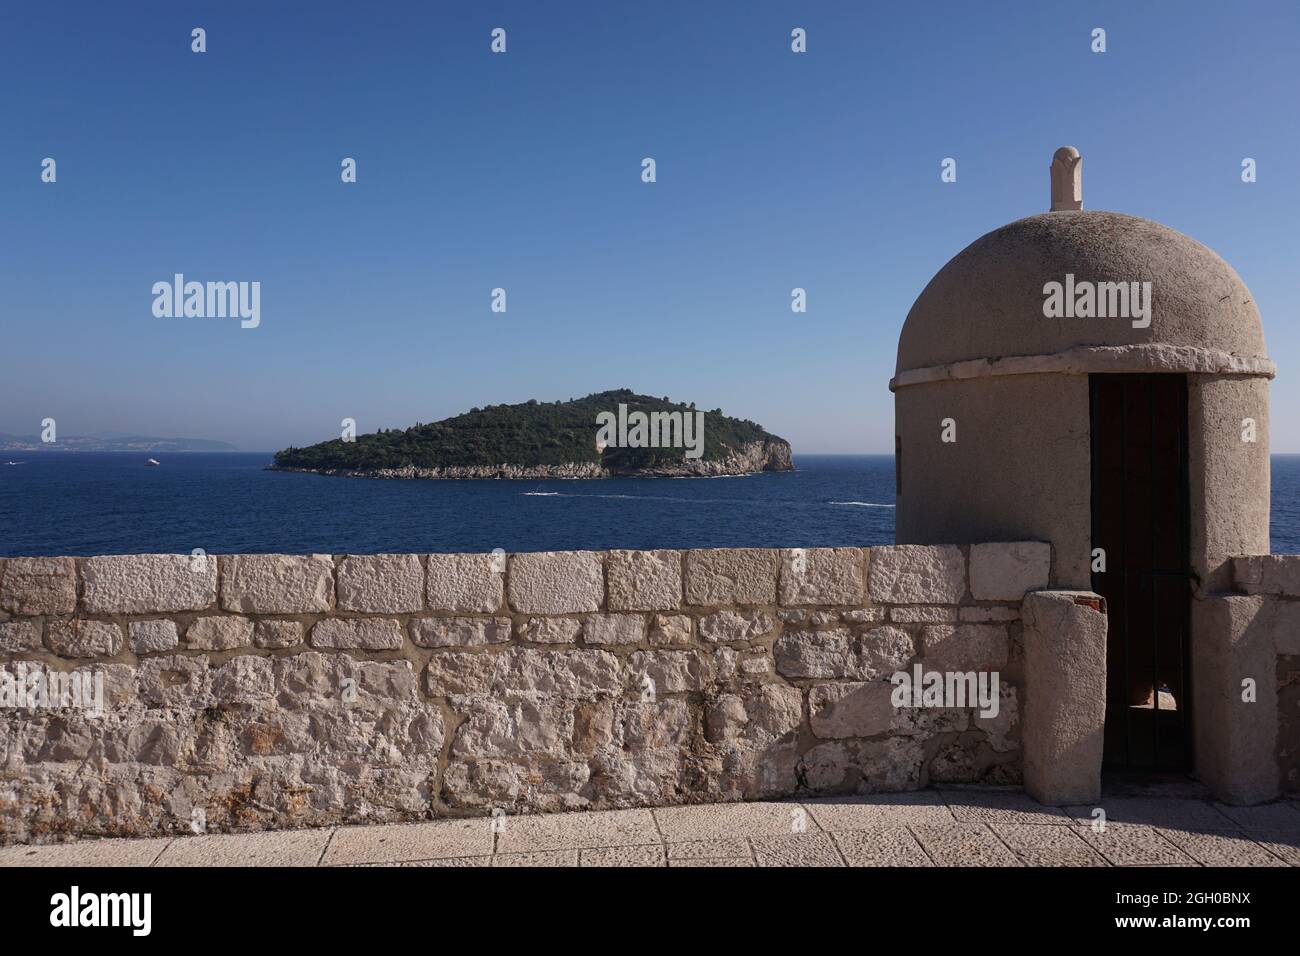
[1,453,1297,556]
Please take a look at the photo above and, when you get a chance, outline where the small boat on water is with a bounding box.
[4,461,23,466]
[145,458,160,466]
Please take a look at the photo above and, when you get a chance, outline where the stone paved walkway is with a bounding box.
[4,789,1299,867]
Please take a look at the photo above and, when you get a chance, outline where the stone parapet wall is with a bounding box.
[1231,555,1300,795]
[0,543,1050,844]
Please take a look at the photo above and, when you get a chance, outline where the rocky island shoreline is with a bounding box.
[269,391,794,480]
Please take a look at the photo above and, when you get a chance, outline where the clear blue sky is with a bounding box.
[3,1,1298,452]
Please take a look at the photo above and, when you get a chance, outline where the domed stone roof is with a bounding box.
[894,208,1271,387]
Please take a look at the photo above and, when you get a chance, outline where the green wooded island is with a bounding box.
[269,390,794,479]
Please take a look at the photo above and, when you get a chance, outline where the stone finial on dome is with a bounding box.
[1050,146,1083,211]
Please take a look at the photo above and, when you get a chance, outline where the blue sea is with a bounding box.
[1,453,1297,557]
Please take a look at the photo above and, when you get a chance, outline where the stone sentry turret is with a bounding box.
[890,147,1276,805]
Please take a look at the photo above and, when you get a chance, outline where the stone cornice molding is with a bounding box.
[890,344,1276,392]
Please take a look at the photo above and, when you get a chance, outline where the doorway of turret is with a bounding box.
[1090,373,1193,771]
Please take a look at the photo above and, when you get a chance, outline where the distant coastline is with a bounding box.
[0,433,237,453]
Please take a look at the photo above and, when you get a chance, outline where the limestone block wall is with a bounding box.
[0,543,1049,845]
[1231,555,1300,796]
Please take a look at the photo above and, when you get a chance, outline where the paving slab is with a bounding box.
[1237,830,1300,866]
[805,791,955,831]
[943,790,1071,826]
[1099,777,1215,800]
[1210,802,1300,831]
[155,828,331,867]
[1075,823,1197,866]
[353,856,490,867]
[751,832,845,867]
[991,824,1107,866]
[654,801,814,842]
[495,809,659,854]
[1156,828,1287,867]
[5,788,1293,867]
[0,837,173,868]
[910,823,1021,866]
[670,857,755,867]
[323,819,493,865]
[494,849,578,866]
[1064,798,1234,831]
[580,845,666,867]
[832,827,932,866]
[665,838,752,860]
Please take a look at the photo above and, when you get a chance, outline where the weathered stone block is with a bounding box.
[857,625,915,678]
[798,741,852,791]
[1192,594,1281,805]
[426,553,504,613]
[867,545,965,604]
[698,608,775,643]
[779,548,865,606]
[82,553,217,614]
[425,651,500,698]
[452,694,574,759]
[582,613,646,645]
[774,625,912,680]
[649,614,692,645]
[272,650,340,700]
[628,650,712,694]
[211,655,276,703]
[253,619,302,649]
[0,557,77,615]
[441,757,592,812]
[337,553,423,612]
[702,684,802,797]
[621,698,692,752]
[890,605,957,623]
[706,684,802,748]
[922,624,1008,670]
[411,617,511,648]
[1021,590,1107,804]
[221,554,334,613]
[974,684,1019,752]
[773,628,857,678]
[0,620,41,653]
[570,698,616,756]
[809,682,895,739]
[507,551,603,614]
[969,542,1051,601]
[137,654,211,707]
[873,546,967,606]
[129,620,179,654]
[519,617,581,644]
[310,618,404,650]
[607,549,682,611]
[1233,555,1300,597]
[801,737,929,793]
[1275,600,1300,656]
[186,616,254,650]
[959,606,1020,623]
[842,607,886,623]
[685,549,778,606]
[45,619,122,658]
[494,648,622,699]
